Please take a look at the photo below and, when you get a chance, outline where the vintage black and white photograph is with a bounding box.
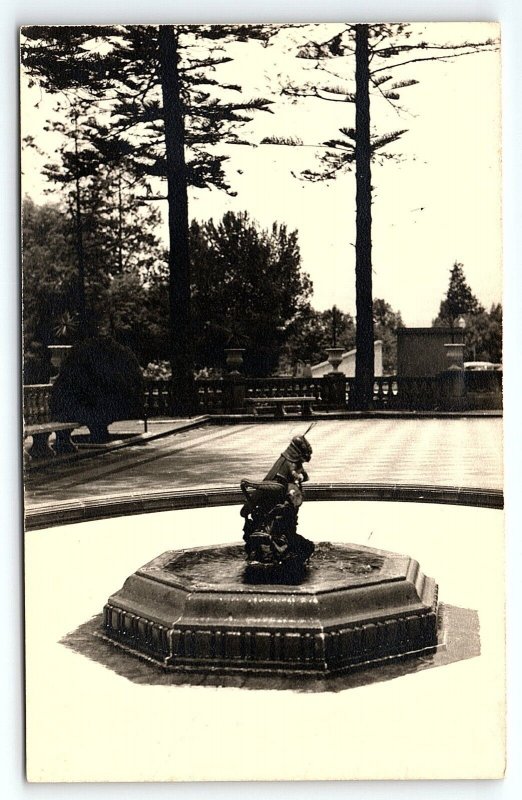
[20,19,504,783]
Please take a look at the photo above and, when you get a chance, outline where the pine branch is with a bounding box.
[322,138,355,152]
[369,75,408,116]
[260,135,303,146]
[370,129,408,152]
[372,74,392,86]
[318,84,355,97]
[372,39,497,58]
[389,78,419,89]
[179,56,233,71]
[297,30,353,60]
[312,61,354,84]
[282,85,355,103]
[371,46,498,75]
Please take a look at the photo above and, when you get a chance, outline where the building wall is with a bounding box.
[397,328,464,377]
[311,341,383,378]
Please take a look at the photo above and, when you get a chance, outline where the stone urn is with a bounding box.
[224,348,245,375]
[48,344,72,381]
[325,347,345,374]
[444,343,465,371]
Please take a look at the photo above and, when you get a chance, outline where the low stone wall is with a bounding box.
[23,369,503,427]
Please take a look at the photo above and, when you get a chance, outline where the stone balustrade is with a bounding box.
[23,384,53,425]
[192,372,501,415]
[143,379,173,418]
[23,369,502,427]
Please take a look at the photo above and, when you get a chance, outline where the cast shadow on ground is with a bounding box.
[60,603,479,693]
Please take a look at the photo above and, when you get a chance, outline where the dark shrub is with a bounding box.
[50,336,144,443]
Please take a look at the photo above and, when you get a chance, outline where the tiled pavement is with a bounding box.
[24,418,503,509]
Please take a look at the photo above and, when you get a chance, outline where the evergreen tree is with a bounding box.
[435,261,484,325]
[21,24,273,413]
[22,194,165,361]
[22,196,78,347]
[433,266,501,364]
[461,305,502,364]
[25,97,166,338]
[263,24,497,407]
[40,98,98,336]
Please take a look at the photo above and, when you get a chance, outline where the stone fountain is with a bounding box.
[103,431,439,676]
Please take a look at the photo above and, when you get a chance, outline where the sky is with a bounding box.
[20,22,502,327]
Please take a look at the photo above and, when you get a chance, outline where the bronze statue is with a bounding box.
[240,427,315,573]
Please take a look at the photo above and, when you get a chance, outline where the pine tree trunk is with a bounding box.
[73,112,88,339]
[117,174,123,274]
[74,173,88,339]
[354,24,374,410]
[158,25,194,416]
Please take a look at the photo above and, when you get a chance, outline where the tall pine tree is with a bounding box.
[262,23,497,407]
[21,24,273,413]
[436,261,484,325]
[28,97,165,338]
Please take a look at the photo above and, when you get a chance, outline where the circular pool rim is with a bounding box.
[25,482,503,530]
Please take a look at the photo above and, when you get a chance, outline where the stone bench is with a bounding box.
[24,422,79,459]
[245,396,315,419]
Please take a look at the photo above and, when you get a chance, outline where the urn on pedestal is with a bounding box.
[325,347,345,374]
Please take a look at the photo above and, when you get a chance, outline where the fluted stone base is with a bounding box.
[103,542,439,675]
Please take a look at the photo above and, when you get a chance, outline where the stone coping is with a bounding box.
[212,410,502,422]
[24,482,503,530]
[24,415,212,472]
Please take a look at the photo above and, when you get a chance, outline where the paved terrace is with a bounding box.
[25,417,503,513]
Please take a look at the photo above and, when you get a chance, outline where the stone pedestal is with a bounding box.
[439,343,467,410]
[323,372,346,409]
[222,374,246,413]
[440,370,466,410]
[444,342,465,371]
[103,542,439,676]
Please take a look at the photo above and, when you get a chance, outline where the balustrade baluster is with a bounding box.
[23,384,52,425]
[166,381,172,415]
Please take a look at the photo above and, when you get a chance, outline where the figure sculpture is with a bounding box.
[104,431,440,675]
[240,428,315,573]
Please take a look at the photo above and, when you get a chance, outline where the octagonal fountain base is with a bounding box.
[103,542,439,676]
